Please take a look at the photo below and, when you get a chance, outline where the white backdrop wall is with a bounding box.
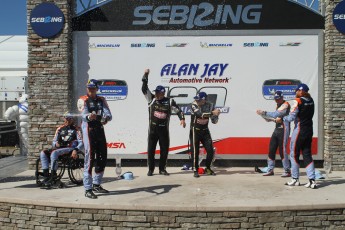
[74,32,321,159]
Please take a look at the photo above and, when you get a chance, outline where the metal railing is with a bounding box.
[290,0,324,15]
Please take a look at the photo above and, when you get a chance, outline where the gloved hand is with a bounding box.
[142,69,149,82]
[256,110,265,115]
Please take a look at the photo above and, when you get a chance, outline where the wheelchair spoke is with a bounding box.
[68,152,84,185]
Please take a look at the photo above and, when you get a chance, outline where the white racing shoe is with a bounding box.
[285,178,300,186]
[304,179,317,189]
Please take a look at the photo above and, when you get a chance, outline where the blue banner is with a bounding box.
[76,0,112,17]
[262,79,301,100]
[96,79,128,101]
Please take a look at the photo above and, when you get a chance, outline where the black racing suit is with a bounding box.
[190,100,219,171]
[265,101,291,172]
[142,73,185,172]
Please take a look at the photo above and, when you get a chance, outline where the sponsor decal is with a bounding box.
[161,63,228,78]
[133,3,262,29]
[89,43,121,49]
[166,43,188,47]
[333,1,345,34]
[197,118,209,125]
[154,111,167,119]
[160,63,230,84]
[279,42,301,47]
[243,42,269,47]
[30,3,65,38]
[262,79,301,100]
[107,142,126,149]
[200,42,232,48]
[96,79,128,101]
[180,105,230,115]
[131,43,155,48]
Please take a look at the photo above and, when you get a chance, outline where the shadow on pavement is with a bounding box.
[215,169,256,175]
[0,176,35,183]
[316,178,345,188]
[98,184,181,197]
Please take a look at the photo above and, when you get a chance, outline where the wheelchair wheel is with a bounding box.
[68,151,84,185]
[35,157,66,186]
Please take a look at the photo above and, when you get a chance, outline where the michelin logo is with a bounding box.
[89,43,121,49]
[31,16,63,23]
[200,42,232,48]
[100,90,123,93]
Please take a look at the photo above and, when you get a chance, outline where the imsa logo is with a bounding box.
[107,142,126,149]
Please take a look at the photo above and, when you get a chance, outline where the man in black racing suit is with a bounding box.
[190,92,220,178]
[142,69,186,176]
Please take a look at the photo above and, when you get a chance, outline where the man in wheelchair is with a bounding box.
[39,112,83,187]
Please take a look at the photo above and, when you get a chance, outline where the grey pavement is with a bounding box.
[0,166,345,211]
[0,155,27,180]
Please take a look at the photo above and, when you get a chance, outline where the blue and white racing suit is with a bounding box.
[40,124,83,171]
[283,96,315,180]
[78,95,112,191]
[265,101,291,172]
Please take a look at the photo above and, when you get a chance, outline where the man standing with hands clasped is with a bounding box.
[142,69,186,176]
[276,83,316,189]
[190,92,220,178]
[77,79,112,199]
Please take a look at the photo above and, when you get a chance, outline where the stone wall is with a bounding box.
[0,202,345,229]
[27,0,73,169]
[324,0,345,171]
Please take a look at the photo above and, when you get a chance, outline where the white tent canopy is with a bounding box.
[0,36,27,77]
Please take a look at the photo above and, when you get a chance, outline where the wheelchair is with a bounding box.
[35,150,84,188]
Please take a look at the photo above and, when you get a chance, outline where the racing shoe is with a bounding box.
[205,168,216,176]
[254,165,263,173]
[304,179,317,189]
[159,170,170,176]
[43,170,57,187]
[285,178,300,186]
[281,170,291,178]
[263,170,274,176]
[92,184,109,193]
[194,171,200,178]
[41,169,50,185]
[85,189,98,199]
[147,170,153,176]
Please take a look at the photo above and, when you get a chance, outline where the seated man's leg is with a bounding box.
[45,148,71,186]
[40,150,50,182]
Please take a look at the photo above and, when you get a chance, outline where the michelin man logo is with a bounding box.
[4,94,29,155]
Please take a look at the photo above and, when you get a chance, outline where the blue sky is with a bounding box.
[0,0,320,36]
[0,0,27,35]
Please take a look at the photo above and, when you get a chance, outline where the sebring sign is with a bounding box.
[133,3,262,29]
[333,0,345,34]
[30,3,65,38]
